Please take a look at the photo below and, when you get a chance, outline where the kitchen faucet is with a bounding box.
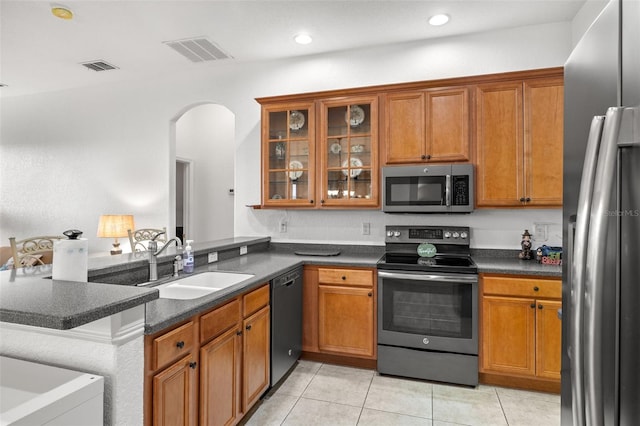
[148,233,182,281]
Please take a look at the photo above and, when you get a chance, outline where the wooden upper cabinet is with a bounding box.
[524,78,564,206]
[318,96,379,208]
[261,102,316,207]
[383,87,470,165]
[476,77,563,207]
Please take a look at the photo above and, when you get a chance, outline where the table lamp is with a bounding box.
[97,214,134,255]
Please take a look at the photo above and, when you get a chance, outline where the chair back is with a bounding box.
[128,227,167,252]
[9,236,65,268]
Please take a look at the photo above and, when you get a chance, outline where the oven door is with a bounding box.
[377,270,478,355]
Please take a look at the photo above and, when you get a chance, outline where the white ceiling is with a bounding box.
[0,0,586,97]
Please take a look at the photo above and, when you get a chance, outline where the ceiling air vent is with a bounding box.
[80,60,119,72]
[164,37,233,63]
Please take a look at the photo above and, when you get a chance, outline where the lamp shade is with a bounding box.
[97,215,135,238]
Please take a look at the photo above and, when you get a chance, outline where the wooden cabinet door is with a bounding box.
[426,87,470,162]
[153,355,197,426]
[242,305,270,412]
[384,92,425,163]
[481,295,535,376]
[318,284,374,357]
[524,78,564,206]
[536,299,562,380]
[261,103,316,207]
[318,96,379,208]
[475,82,524,206]
[200,327,241,426]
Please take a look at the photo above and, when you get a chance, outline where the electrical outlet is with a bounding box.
[240,246,248,255]
[208,252,218,263]
[362,222,371,235]
[279,220,287,233]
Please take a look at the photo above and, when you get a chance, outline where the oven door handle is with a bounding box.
[378,270,478,283]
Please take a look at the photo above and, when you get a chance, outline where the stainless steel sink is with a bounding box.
[154,271,255,300]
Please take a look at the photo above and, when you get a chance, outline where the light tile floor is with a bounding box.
[244,361,560,426]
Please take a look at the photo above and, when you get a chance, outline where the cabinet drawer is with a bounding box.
[201,299,240,343]
[153,321,195,370]
[318,268,373,287]
[483,275,561,299]
[243,284,270,317]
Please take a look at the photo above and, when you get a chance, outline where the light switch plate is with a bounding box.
[240,246,248,255]
[208,252,218,263]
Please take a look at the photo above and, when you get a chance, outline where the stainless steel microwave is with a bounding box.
[382,164,474,213]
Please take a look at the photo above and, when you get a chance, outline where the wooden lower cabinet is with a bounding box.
[200,327,241,426]
[152,355,198,426]
[145,284,270,426]
[302,265,376,367]
[318,285,374,357]
[480,274,561,392]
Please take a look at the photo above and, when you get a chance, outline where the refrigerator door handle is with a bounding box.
[585,107,625,426]
[571,115,605,426]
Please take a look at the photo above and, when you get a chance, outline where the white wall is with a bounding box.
[0,21,572,254]
[175,104,235,243]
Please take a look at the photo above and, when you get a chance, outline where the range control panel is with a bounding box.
[385,226,470,245]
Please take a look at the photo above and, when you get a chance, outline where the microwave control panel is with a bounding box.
[452,176,470,206]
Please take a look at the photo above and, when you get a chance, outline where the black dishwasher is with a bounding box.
[270,267,303,386]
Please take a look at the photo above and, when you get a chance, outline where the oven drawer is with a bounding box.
[482,275,561,299]
[318,268,373,287]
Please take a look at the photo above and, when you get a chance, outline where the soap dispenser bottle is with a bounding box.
[183,240,195,274]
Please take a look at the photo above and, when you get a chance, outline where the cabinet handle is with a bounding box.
[320,199,325,204]
[368,292,372,297]
[236,330,243,336]
[310,200,314,204]
[176,341,185,349]
[533,286,539,292]
[526,197,531,202]
[189,362,197,369]
[520,197,526,202]
[421,155,427,160]
[530,303,536,309]
[426,154,431,160]
[341,276,346,280]
[538,304,544,309]
[246,324,252,331]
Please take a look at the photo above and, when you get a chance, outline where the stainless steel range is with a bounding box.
[377,225,478,386]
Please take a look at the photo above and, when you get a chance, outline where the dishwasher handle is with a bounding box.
[272,269,302,287]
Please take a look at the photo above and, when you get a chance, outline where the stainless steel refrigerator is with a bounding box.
[562,0,640,425]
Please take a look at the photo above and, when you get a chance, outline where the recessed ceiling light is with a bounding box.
[428,14,450,26]
[294,33,313,45]
[51,4,73,20]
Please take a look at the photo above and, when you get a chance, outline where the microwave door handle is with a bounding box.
[445,175,451,207]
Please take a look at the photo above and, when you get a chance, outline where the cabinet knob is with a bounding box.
[368,292,372,297]
[533,286,539,292]
[526,197,531,202]
[176,341,185,349]
[341,276,346,280]
[236,330,243,336]
[426,154,431,160]
[310,200,314,204]
[421,155,427,160]
[538,304,543,309]
[320,199,325,204]
[246,324,252,331]
[520,197,526,202]
[189,362,197,369]
[530,303,536,309]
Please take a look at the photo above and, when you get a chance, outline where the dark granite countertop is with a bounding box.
[1,238,562,335]
[0,267,158,329]
[144,244,384,334]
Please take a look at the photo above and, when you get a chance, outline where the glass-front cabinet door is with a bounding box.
[319,96,379,207]
[262,103,315,207]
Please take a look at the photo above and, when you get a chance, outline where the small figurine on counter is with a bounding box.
[536,247,543,263]
[519,229,533,260]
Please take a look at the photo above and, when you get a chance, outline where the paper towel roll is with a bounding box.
[52,238,88,282]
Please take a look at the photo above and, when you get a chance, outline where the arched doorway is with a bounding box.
[170,103,235,243]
